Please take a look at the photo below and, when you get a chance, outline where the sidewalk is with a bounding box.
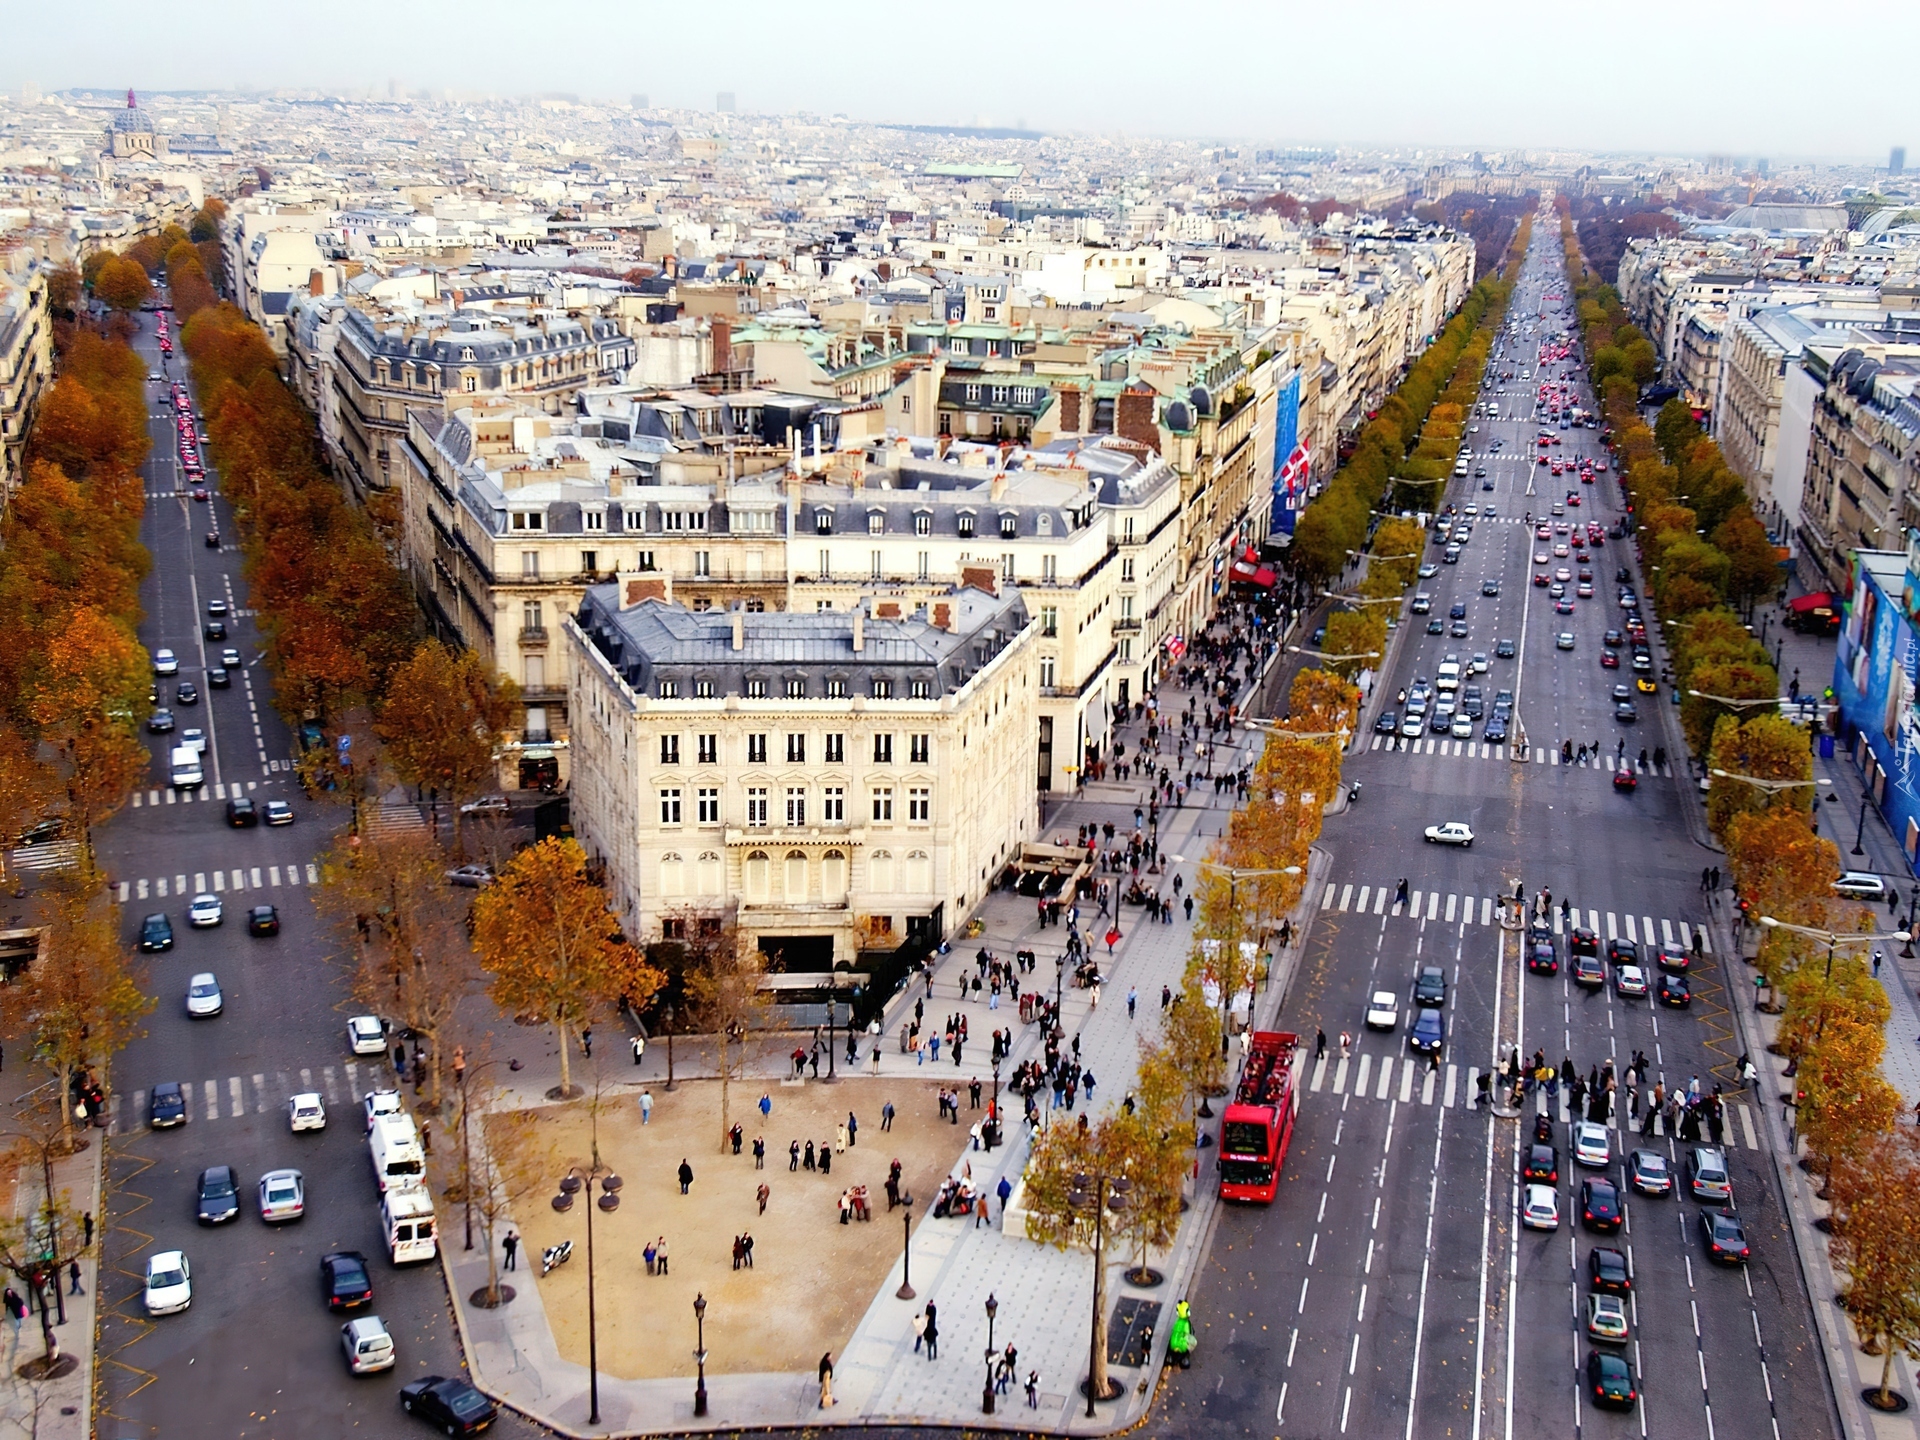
[443,624,1328,1435]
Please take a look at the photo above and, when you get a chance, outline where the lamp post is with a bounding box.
[1177,857,1302,1070]
[895,1193,917,1300]
[1853,794,1870,856]
[981,1292,998,1414]
[693,1292,709,1418]
[989,1058,1001,1151]
[1067,1172,1132,1416]
[824,963,849,1083]
[662,1002,677,1092]
[1709,768,1831,798]
[1758,916,1910,1042]
[456,1052,508,1252]
[552,1151,622,1425]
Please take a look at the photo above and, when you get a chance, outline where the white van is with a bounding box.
[1435,662,1462,693]
[367,1114,425,1194]
[380,1181,437,1264]
[169,745,204,789]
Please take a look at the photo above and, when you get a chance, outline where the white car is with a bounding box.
[362,1088,403,1132]
[347,1016,387,1056]
[144,1251,192,1315]
[288,1092,327,1133]
[342,1315,397,1374]
[258,1168,305,1223]
[1423,822,1475,847]
[1521,1184,1560,1230]
[1832,871,1889,901]
[185,972,223,1018]
[460,794,511,817]
[1615,964,1648,998]
[1573,1121,1611,1168]
[1364,990,1400,1030]
[152,648,179,676]
[179,727,207,754]
[187,894,223,928]
[1556,632,1575,650]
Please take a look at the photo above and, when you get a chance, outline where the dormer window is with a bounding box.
[957,512,975,538]
[461,347,476,362]
[624,509,645,532]
[1036,513,1052,535]
[583,510,605,532]
[814,508,834,534]
[511,511,544,531]
[913,511,932,537]
[867,512,886,535]
[999,514,1018,539]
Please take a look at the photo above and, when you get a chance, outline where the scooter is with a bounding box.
[1348,782,1362,803]
[540,1239,573,1276]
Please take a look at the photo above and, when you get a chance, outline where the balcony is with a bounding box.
[1113,617,1142,633]
[518,627,549,649]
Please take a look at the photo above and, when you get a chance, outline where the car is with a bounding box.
[1635,674,1657,694]
[289,1092,328,1132]
[1615,963,1648,995]
[247,904,280,936]
[1495,638,1516,658]
[152,648,179,675]
[219,647,242,670]
[1572,954,1605,988]
[363,1088,404,1131]
[1577,582,1594,599]
[1448,601,1467,620]
[1407,1008,1445,1055]
[189,484,209,502]
[1613,700,1637,723]
[1449,619,1469,637]
[1418,562,1439,579]
[147,708,176,734]
[1365,990,1400,1030]
[1630,652,1652,676]
[1612,769,1638,793]
[226,797,258,827]
[1556,632,1574,650]
[1427,618,1445,634]
[1689,1146,1732,1202]
[1548,582,1566,600]
[1555,597,1575,615]
[1470,652,1489,674]
[348,1016,389,1056]
[1833,871,1890,901]
[1657,972,1690,1008]
[1656,941,1690,974]
[399,1376,498,1436]
[1588,1245,1632,1293]
[207,665,230,689]
[1423,822,1474,847]
[1410,593,1433,615]
[1533,571,1550,588]
[144,1251,193,1315]
[446,864,495,889]
[140,912,174,952]
[1375,711,1400,735]
[321,1250,374,1311]
[343,1314,398,1375]
[259,1168,306,1223]
[1484,714,1508,743]
[196,1166,240,1224]
[1521,1183,1559,1230]
[1580,1177,1623,1232]
[207,600,229,619]
[1600,650,1619,669]
[1450,713,1474,738]
[1482,579,1500,597]
[1400,714,1425,739]
[1700,1206,1750,1264]
[1586,1293,1630,1344]
[149,1081,187,1128]
[1527,939,1558,974]
[1627,1149,1672,1197]
[179,726,207,754]
[1602,936,1636,967]
[1414,966,1446,1007]
[1566,926,1598,957]
[1586,1350,1637,1411]
[1573,1121,1611,1168]
[203,619,226,641]
[460,794,513,817]
[1429,707,1454,735]
[1522,1142,1559,1185]
[185,972,223,1018]
[263,799,294,826]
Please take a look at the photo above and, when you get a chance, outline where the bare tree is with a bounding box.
[675,916,767,1152]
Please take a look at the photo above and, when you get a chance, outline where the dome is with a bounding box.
[1189,384,1213,416]
[1164,400,1194,432]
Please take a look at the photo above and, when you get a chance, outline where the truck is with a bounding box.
[368,1113,425,1194]
[168,745,203,789]
[380,1181,437,1264]
[1218,1030,1302,1203]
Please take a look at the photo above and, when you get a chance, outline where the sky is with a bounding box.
[7,0,1918,162]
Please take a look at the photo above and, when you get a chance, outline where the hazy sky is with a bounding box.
[8,0,1916,161]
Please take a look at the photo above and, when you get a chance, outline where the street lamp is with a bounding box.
[989,1058,1001,1151]
[1286,646,1381,664]
[1852,794,1871,856]
[1319,590,1405,606]
[455,1051,509,1252]
[1757,916,1910,1041]
[1067,1172,1132,1416]
[662,1002,677,1092]
[1688,689,1786,711]
[981,1292,998,1414]
[895,1192,917,1300]
[693,1292,709,1418]
[1709,768,1831,797]
[824,963,847,1083]
[551,1152,622,1425]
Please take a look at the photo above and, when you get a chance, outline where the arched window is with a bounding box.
[659,852,684,897]
[869,849,894,893]
[745,850,770,900]
[905,849,933,894]
[821,849,848,899]
[697,851,723,896]
[784,850,808,901]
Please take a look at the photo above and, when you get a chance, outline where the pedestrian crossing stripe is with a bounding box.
[1318,883,1709,952]
[6,841,82,873]
[1366,734,1674,774]
[118,862,320,902]
[110,1060,385,1133]
[1299,1053,1758,1145]
[132,779,266,807]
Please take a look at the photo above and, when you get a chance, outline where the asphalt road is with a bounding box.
[84,312,542,1440]
[1159,219,1840,1440]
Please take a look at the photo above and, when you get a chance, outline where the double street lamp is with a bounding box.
[693,1293,710,1417]
[1067,1172,1132,1417]
[1757,915,1910,1044]
[1709,768,1831,798]
[551,1152,622,1425]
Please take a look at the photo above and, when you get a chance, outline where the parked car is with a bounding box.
[144,1252,193,1315]
[398,1376,496,1435]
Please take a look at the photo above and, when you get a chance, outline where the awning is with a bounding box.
[1788,592,1834,614]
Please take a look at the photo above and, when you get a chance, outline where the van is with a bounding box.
[367,1114,425,1194]
[380,1181,437,1264]
[1435,662,1461,693]
[169,745,204,789]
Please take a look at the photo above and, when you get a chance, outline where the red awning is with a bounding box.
[1788,592,1834,614]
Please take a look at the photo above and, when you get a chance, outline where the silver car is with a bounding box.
[258,1168,305,1223]
[185,972,223,1018]
[341,1314,396,1373]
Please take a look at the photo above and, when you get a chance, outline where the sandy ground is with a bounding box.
[494,1076,974,1378]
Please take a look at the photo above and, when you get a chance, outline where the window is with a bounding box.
[1040,656,1056,688]
[785,677,805,699]
[785,850,808,900]
[745,849,770,898]
[1123,516,1136,543]
[660,734,680,764]
[826,677,847,699]
[697,733,718,764]
[746,788,768,827]
[1121,594,1135,620]
[964,383,982,403]
[910,733,930,763]
[957,513,975,538]
[867,512,885,536]
[661,916,687,940]
[786,733,806,763]
[659,852,684,897]
[463,374,478,393]
[871,550,883,581]
[697,787,720,824]
[745,678,767,699]
[870,849,894,891]
[1119,637,1134,663]
[871,787,894,822]
[823,786,845,822]
[817,548,831,579]
[1040,605,1058,637]
[1121,557,1135,583]
[694,678,714,699]
[873,733,893,763]
[658,679,678,698]
[872,677,892,698]
[580,550,598,574]
[521,552,540,578]
[584,511,605,532]
[906,849,933,892]
[523,601,543,632]
[1002,553,1016,582]
[1042,554,1057,583]
[1000,514,1018,539]
[908,786,930,822]
[824,732,845,763]
[785,788,806,826]
[815,509,833,534]
[512,512,544,531]
[910,679,930,699]
[624,508,645,533]
[917,551,930,581]
[524,656,545,688]
[636,549,656,571]
[822,848,848,897]
[658,788,682,825]
[698,850,723,894]
[992,385,1008,405]
[746,733,767,763]
[694,550,711,578]
[914,512,931,536]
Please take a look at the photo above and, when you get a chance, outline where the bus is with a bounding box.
[1218,1031,1302,1203]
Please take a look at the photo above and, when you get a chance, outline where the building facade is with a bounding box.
[0,260,53,496]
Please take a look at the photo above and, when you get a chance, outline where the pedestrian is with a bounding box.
[581,1028,592,1059]
[82,1212,93,1250]
[420,1119,431,1154]
[753,1136,765,1169]
[819,1352,836,1409]
[882,1100,895,1132]
[677,1158,694,1194]
[1315,1027,1327,1060]
[757,1183,770,1215]
[68,1260,82,1296]
[631,1033,646,1066]
[393,1041,406,1076]
[2,1289,19,1335]
[1127,986,1138,1020]
[1339,1031,1352,1060]
[656,1238,669,1275]
[1026,1371,1040,1409]
[912,1310,928,1353]
[923,1302,939,1359]
[804,1139,817,1171]
[759,1091,772,1120]
[503,1231,519,1271]
[790,1140,801,1171]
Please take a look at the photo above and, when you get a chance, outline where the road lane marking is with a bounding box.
[269,865,282,886]
[250,867,262,887]
[1624,914,1637,943]
[1310,1056,1327,1092]
[253,1074,268,1113]
[228,1076,243,1117]
[1340,884,1353,911]
[203,1079,218,1121]
[1353,1054,1371,1097]
[1445,893,1458,923]
[1322,884,1336,909]
[1399,1061,1415,1103]
[1376,1057,1393,1101]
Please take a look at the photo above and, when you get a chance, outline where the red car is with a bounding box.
[1613,769,1637,793]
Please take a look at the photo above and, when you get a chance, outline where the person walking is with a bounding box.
[759,1092,773,1121]
[82,1212,94,1250]
[790,1140,801,1171]
[1316,1027,1327,1061]
[640,1090,654,1125]
[631,1033,646,1066]
[580,1028,592,1059]
[68,1259,83,1296]
[753,1136,765,1169]
[2,1289,20,1340]
[922,1302,939,1359]
[1026,1371,1040,1409]
[644,1239,658,1275]
[503,1231,519,1271]
[656,1237,669,1275]
[1127,986,1138,1020]
[819,1352,836,1408]
[881,1100,895,1132]
[677,1158,694,1194]
[912,1310,928,1353]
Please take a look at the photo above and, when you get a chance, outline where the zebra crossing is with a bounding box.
[1366,732,1676,775]
[118,861,319,903]
[131,778,267,807]
[1317,880,1710,952]
[1303,1050,1761,1147]
[7,840,82,874]
[110,1060,390,1135]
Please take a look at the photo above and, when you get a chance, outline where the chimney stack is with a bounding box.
[851,604,865,653]
[731,608,745,651]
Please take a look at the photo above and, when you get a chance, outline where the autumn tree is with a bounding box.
[24,607,150,853]
[91,255,151,313]
[0,1165,92,1373]
[471,838,665,1097]
[1705,711,1814,839]
[464,1087,557,1307]
[673,919,770,1151]
[375,639,521,847]
[1020,1114,1136,1402]
[1828,1129,1920,1409]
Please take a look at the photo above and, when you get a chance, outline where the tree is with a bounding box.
[1828,1129,1920,1409]
[470,838,665,1098]
[25,607,150,855]
[375,640,520,849]
[1705,712,1813,839]
[0,1159,92,1374]
[462,1083,556,1307]
[1725,806,1837,946]
[1715,512,1781,614]
[91,255,151,313]
[674,920,769,1152]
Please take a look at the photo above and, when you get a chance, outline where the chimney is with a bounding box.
[620,573,670,609]
[851,604,865,653]
[989,469,1007,502]
[933,602,952,630]
[308,269,325,297]
[711,315,732,373]
[731,608,745,651]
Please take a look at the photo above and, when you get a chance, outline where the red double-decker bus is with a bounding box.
[1218,1030,1301,1203]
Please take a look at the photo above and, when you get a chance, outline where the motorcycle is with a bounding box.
[540,1239,573,1276]
[1347,782,1362,803]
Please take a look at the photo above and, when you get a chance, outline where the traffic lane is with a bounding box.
[1505,1170,1590,1440]
[1608,1177,1709,1440]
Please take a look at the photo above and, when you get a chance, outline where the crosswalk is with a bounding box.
[118,861,319,903]
[7,841,82,874]
[1366,733,1676,775]
[1317,881,1710,952]
[132,778,266,807]
[111,1060,390,1135]
[1301,1050,1761,1147]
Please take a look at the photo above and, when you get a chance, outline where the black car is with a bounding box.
[1413,966,1446,1007]
[1579,1177,1623,1232]
[1700,1206,1750,1264]
[1572,954,1605,988]
[207,665,230,689]
[196,1165,240,1225]
[149,1081,187,1129]
[1484,714,1509,743]
[1586,1350,1637,1411]
[1569,926,1600,957]
[1482,580,1500,597]
[320,1250,373,1311]
[1605,937,1637,967]
[1527,940,1558,974]
[1522,1143,1559,1184]
[139,913,173,952]
[1449,602,1467,620]
[248,905,280,937]
[1495,638,1516,658]
[399,1376,497,1436]
[1658,973,1691,1008]
[175,682,199,706]
[1427,618,1444,635]
[203,619,226,641]
[16,817,62,846]
[1375,711,1400,735]
[1588,1245,1631,1293]
[1613,700,1637,723]
[1657,941,1691,974]
[226,797,257,827]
